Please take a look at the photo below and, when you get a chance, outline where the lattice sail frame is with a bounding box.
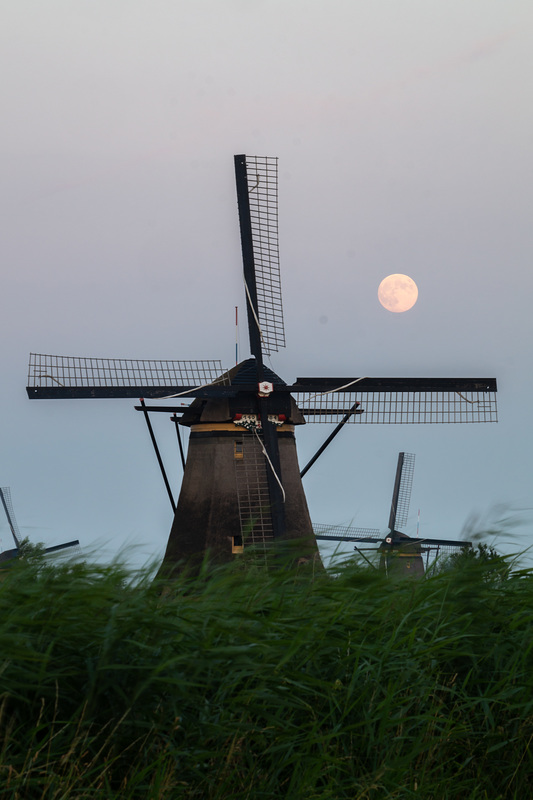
[296,388,498,424]
[314,523,381,542]
[244,155,285,355]
[27,354,227,389]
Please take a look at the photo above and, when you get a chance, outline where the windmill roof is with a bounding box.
[177,358,305,427]
[225,358,287,387]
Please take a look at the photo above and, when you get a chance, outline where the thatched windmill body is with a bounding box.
[26,156,498,574]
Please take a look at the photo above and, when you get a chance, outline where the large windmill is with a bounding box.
[0,487,80,564]
[26,155,497,575]
[315,452,471,576]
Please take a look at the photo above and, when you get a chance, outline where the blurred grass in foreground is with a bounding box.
[1,540,532,799]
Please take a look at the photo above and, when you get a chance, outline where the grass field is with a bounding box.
[1,540,532,799]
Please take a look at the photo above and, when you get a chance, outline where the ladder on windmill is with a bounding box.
[234,432,274,551]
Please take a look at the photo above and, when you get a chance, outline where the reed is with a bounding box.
[1,541,532,798]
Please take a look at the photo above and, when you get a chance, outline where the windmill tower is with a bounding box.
[315,452,470,576]
[0,487,80,564]
[26,155,498,576]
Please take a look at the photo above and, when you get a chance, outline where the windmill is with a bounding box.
[314,452,471,576]
[26,155,498,575]
[0,487,80,564]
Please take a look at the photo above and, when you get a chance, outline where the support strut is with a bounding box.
[300,402,360,478]
[139,398,176,513]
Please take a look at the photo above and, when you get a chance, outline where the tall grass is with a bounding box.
[1,545,532,798]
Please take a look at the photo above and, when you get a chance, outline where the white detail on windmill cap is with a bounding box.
[258,381,273,397]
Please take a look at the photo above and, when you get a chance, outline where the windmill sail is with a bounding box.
[293,377,497,424]
[388,452,415,531]
[234,155,285,357]
[27,354,227,399]
[314,523,382,543]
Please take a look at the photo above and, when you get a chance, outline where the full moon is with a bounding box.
[378,274,418,313]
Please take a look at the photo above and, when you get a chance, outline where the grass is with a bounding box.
[1,542,532,798]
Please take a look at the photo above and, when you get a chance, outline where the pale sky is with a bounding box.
[1,2,532,566]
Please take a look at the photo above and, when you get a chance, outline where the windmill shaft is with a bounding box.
[315,535,383,543]
[28,386,190,399]
[390,536,472,548]
[294,377,497,392]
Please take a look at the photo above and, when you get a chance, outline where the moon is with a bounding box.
[378,274,418,313]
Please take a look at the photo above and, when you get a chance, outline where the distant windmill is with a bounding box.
[315,453,471,576]
[0,487,80,564]
[26,155,497,575]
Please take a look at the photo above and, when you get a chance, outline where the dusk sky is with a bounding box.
[1,2,532,567]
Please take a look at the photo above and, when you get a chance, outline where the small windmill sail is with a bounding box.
[388,452,415,533]
[0,487,80,564]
